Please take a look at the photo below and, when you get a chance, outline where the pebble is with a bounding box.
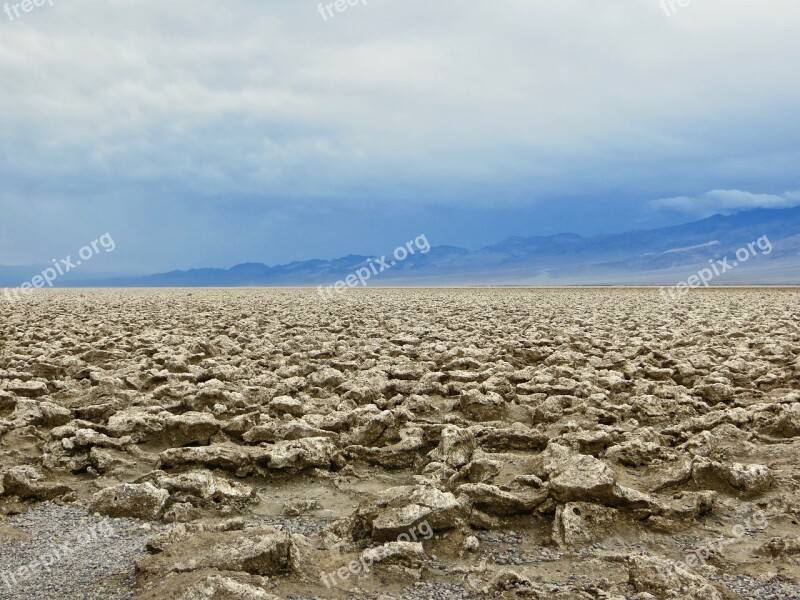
[0,502,164,600]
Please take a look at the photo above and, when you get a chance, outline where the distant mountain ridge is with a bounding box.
[3,207,800,287]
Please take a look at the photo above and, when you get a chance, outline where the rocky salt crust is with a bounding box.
[0,287,799,599]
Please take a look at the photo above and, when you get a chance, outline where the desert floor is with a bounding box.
[1,288,799,599]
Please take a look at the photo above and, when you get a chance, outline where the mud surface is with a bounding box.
[1,288,799,599]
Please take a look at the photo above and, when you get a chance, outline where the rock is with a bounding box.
[627,554,729,599]
[147,470,257,506]
[532,396,581,423]
[158,443,269,477]
[40,426,135,474]
[145,519,248,553]
[463,536,480,552]
[694,383,734,404]
[221,412,261,438]
[243,421,336,443]
[4,380,49,398]
[456,483,548,516]
[65,427,134,450]
[0,390,17,411]
[679,458,774,496]
[134,571,279,600]
[136,528,293,579]
[428,425,474,468]
[266,437,336,472]
[4,287,800,600]
[74,402,119,423]
[605,429,666,467]
[388,363,427,381]
[459,389,506,422]
[106,408,168,441]
[9,399,71,427]
[549,455,617,503]
[663,408,750,440]
[458,458,502,484]
[558,428,614,455]
[89,482,169,520]
[308,367,346,389]
[528,442,576,479]
[273,376,307,397]
[552,502,619,547]
[283,499,321,517]
[164,412,221,446]
[162,502,202,523]
[359,541,426,567]
[417,461,457,487]
[763,404,800,437]
[268,396,304,416]
[489,569,532,592]
[660,491,715,521]
[159,438,335,475]
[1,466,75,501]
[89,447,137,475]
[722,462,772,495]
[345,428,426,469]
[546,453,659,513]
[41,444,92,474]
[476,423,548,452]
[350,485,463,541]
[756,537,800,557]
[189,385,247,412]
[41,402,74,426]
[345,410,397,446]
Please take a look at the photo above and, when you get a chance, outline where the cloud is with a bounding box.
[2,0,799,206]
[1,0,800,270]
[649,190,800,216]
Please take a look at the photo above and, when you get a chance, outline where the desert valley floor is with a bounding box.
[1,288,800,599]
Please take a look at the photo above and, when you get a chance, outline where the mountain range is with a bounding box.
[2,206,799,288]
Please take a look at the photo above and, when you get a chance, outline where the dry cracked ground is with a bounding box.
[1,288,800,600]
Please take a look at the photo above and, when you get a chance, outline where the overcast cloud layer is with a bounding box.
[1,0,798,272]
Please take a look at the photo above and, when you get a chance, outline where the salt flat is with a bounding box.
[1,288,799,599]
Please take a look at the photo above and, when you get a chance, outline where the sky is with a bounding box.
[1,0,799,273]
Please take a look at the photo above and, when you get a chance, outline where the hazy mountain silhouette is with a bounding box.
[3,207,799,288]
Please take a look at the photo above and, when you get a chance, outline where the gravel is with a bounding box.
[720,574,800,600]
[290,582,474,600]
[0,502,160,600]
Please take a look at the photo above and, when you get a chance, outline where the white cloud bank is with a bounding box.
[1,0,800,269]
[650,190,800,216]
